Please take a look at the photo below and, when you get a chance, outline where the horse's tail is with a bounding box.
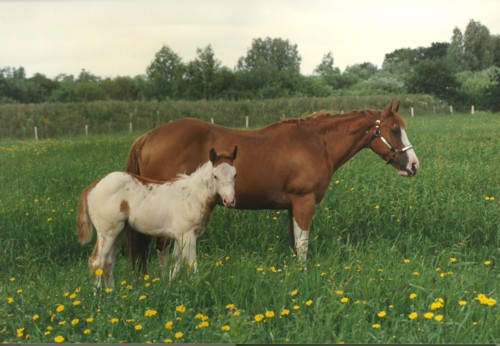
[76,185,94,245]
[124,132,152,273]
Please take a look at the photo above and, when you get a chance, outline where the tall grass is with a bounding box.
[0,113,498,343]
[0,94,448,139]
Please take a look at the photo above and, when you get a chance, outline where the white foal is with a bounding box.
[77,146,237,287]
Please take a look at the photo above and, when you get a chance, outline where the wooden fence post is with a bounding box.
[85,125,88,136]
[245,116,249,129]
[450,105,454,115]
[129,122,133,133]
[34,127,38,141]
[471,105,475,115]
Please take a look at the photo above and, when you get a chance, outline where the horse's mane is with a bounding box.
[279,109,406,128]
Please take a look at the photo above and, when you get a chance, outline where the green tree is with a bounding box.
[407,59,460,104]
[463,19,494,71]
[344,62,378,80]
[146,45,184,99]
[447,27,466,72]
[183,45,221,100]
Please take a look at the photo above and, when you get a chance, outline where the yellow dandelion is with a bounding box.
[293,305,300,310]
[265,310,275,318]
[134,324,143,331]
[139,295,147,301]
[408,312,418,320]
[459,300,467,306]
[144,274,150,281]
[281,308,290,316]
[105,288,113,293]
[7,296,14,304]
[144,309,158,317]
[450,257,457,263]
[33,314,40,320]
[340,297,349,303]
[434,314,444,322]
[55,304,64,313]
[83,329,91,335]
[254,314,265,322]
[403,258,411,263]
[377,311,387,318]
[69,293,77,299]
[16,328,25,337]
[165,320,173,329]
[95,268,103,276]
[484,260,492,265]
[174,331,183,339]
[16,289,23,294]
[226,303,236,310]
[164,338,173,343]
[335,290,344,295]
[176,304,186,313]
[372,323,381,329]
[73,300,81,306]
[110,318,119,323]
[71,318,79,326]
[291,289,299,296]
[423,312,434,319]
[409,293,417,299]
[86,317,94,323]
[196,321,209,329]
[54,335,65,343]
[221,325,231,331]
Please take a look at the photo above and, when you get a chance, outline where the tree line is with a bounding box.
[1,19,499,111]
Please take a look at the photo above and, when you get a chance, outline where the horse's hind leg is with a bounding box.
[103,236,122,288]
[156,237,172,277]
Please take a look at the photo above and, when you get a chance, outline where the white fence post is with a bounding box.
[471,105,475,115]
[85,124,88,136]
[450,105,454,115]
[410,107,414,118]
[34,127,38,141]
[129,122,133,133]
[245,116,249,129]
[210,118,214,124]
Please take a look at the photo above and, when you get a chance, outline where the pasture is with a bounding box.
[0,113,498,343]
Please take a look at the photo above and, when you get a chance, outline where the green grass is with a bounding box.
[0,113,498,343]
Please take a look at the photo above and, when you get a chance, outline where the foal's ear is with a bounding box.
[231,145,238,160]
[209,148,218,163]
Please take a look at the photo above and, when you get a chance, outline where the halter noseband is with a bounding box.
[373,119,413,165]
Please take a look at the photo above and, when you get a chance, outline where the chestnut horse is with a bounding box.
[125,101,419,273]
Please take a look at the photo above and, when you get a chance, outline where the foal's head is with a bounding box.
[209,146,238,207]
[369,101,420,177]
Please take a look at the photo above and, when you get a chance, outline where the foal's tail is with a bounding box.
[76,185,94,245]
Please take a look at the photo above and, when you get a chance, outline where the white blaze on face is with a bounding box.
[213,163,236,207]
[400,129,419,176]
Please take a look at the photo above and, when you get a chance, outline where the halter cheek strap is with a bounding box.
[374,120,413,164]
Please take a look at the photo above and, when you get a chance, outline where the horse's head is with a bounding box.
[369,101,419,177]
[209,146,238,207]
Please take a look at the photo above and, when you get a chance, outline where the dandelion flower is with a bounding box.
[134,324,143,331]
[83,329,91,335]
[165,321,173,329]
[476,293,496,306]
[144,309,158,317]
[73,300,81,306]
[459,300,467,306]
[71,318,79,326]
[265,310,275,318]
[95,268,103,276]
[403,258,411,263]
[254,314,265,322]
[225,303,236,310]
[86,317,94,323]
[372,323,381,329]
[221,325,230,331]
[409,293,417,299]
[290,289,299,296]
[56,304,65,313]
[105,288,113,293]
[305,299,313,306]
[110,318,119,323]
[484,260,492,265]
[377,311,387,318]
[139,295,147,301]
[176,304,186,313]
[7,296,14,304]
[450,257,457,263]
[340,297,349,303]
[434,315,444,322]
[174,331,183,339]
[293,305,300,310]
[423,312,434,319]
[281,308,290,316]
[408,312,418,320]
[54,335,65,343]
[33,314,40,320]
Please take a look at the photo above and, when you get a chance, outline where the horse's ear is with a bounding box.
[392,100,400,112]
[231,145,238,160]
[382,99,394,118]
[209,148,218,163]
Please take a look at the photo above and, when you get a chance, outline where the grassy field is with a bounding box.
[0,113,498,343]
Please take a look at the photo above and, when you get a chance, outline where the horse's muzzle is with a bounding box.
[223,197,236,208]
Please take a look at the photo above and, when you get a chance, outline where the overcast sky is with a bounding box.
[1,0,500,78]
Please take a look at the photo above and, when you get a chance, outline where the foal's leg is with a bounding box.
[103,236,122,288]
[170,240,182,280]
[156,237,172,277]
[180,231,198,272]
[290,194,316,261]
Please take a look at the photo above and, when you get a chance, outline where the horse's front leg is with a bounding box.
[169,240,182,280]
[180,231,198,272]
[289,194,316,261]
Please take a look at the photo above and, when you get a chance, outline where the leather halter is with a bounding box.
[373,119,413,165]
